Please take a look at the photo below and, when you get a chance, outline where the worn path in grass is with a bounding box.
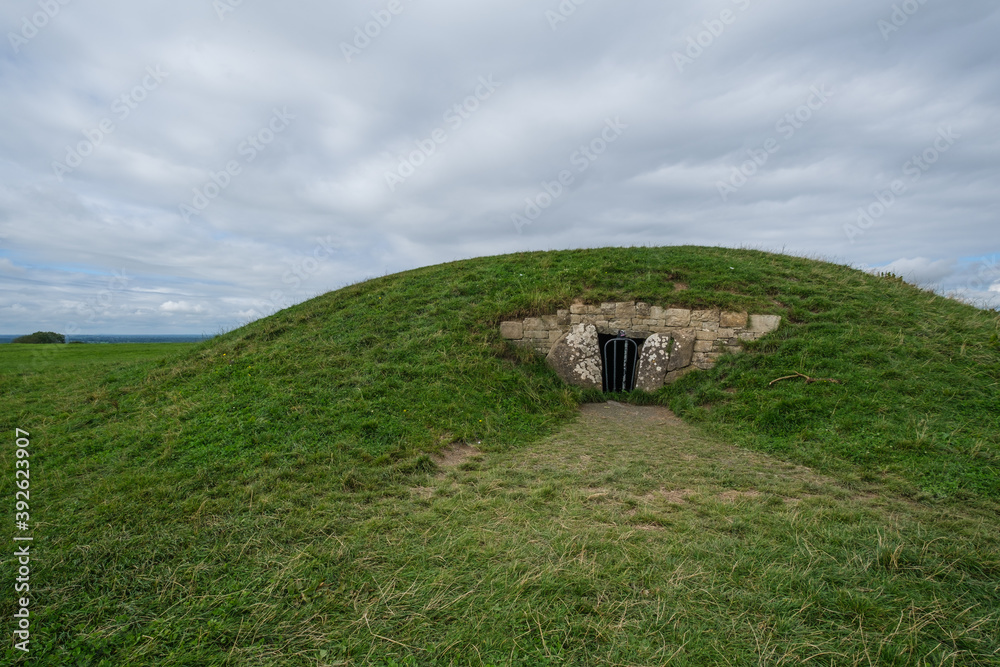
[374,401,1000,665]
[447,399,850,515]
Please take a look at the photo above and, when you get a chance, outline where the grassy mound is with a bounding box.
[3,246,998,665]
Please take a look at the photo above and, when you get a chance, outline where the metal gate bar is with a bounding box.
[603,335,638,392]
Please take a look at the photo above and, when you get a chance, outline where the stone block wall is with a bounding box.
[500,300,781,379]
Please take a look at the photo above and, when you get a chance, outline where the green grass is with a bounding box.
[1,246,998,665]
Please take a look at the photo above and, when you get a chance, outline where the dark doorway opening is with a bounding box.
[598,331,645,392]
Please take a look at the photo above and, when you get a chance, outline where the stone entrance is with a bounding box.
[500,300,781,392]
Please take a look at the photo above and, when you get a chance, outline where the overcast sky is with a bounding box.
[1,0,998,335]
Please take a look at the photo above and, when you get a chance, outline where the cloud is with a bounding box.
[159,300,205,314]
[0,257,25,273]
[875,257,958,286]
[1,0,998,333]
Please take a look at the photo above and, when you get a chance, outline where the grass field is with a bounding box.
[1,246,998,665]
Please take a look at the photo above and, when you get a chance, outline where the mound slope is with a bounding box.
[101,245,997,498]
[3,245,999,664]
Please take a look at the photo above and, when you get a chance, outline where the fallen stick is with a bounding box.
[768,372,843,387]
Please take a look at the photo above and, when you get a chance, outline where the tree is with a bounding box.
[11,331,66,344]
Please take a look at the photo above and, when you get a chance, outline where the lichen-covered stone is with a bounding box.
[667,329,696,370]
[634,333,672,392]
[545,324,602,389]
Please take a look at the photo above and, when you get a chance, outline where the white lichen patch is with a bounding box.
[635,333,672,392]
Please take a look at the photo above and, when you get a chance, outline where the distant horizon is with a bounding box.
[0,333,216,340]
[0,332,216,335]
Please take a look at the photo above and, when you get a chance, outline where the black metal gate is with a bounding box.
[602,332,639,392]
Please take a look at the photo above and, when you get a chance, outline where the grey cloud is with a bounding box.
[1,0,997,334]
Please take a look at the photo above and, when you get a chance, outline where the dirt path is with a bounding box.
[426,400,854,512]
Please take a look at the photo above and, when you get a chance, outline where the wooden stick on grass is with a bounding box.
[768,372,843,387]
